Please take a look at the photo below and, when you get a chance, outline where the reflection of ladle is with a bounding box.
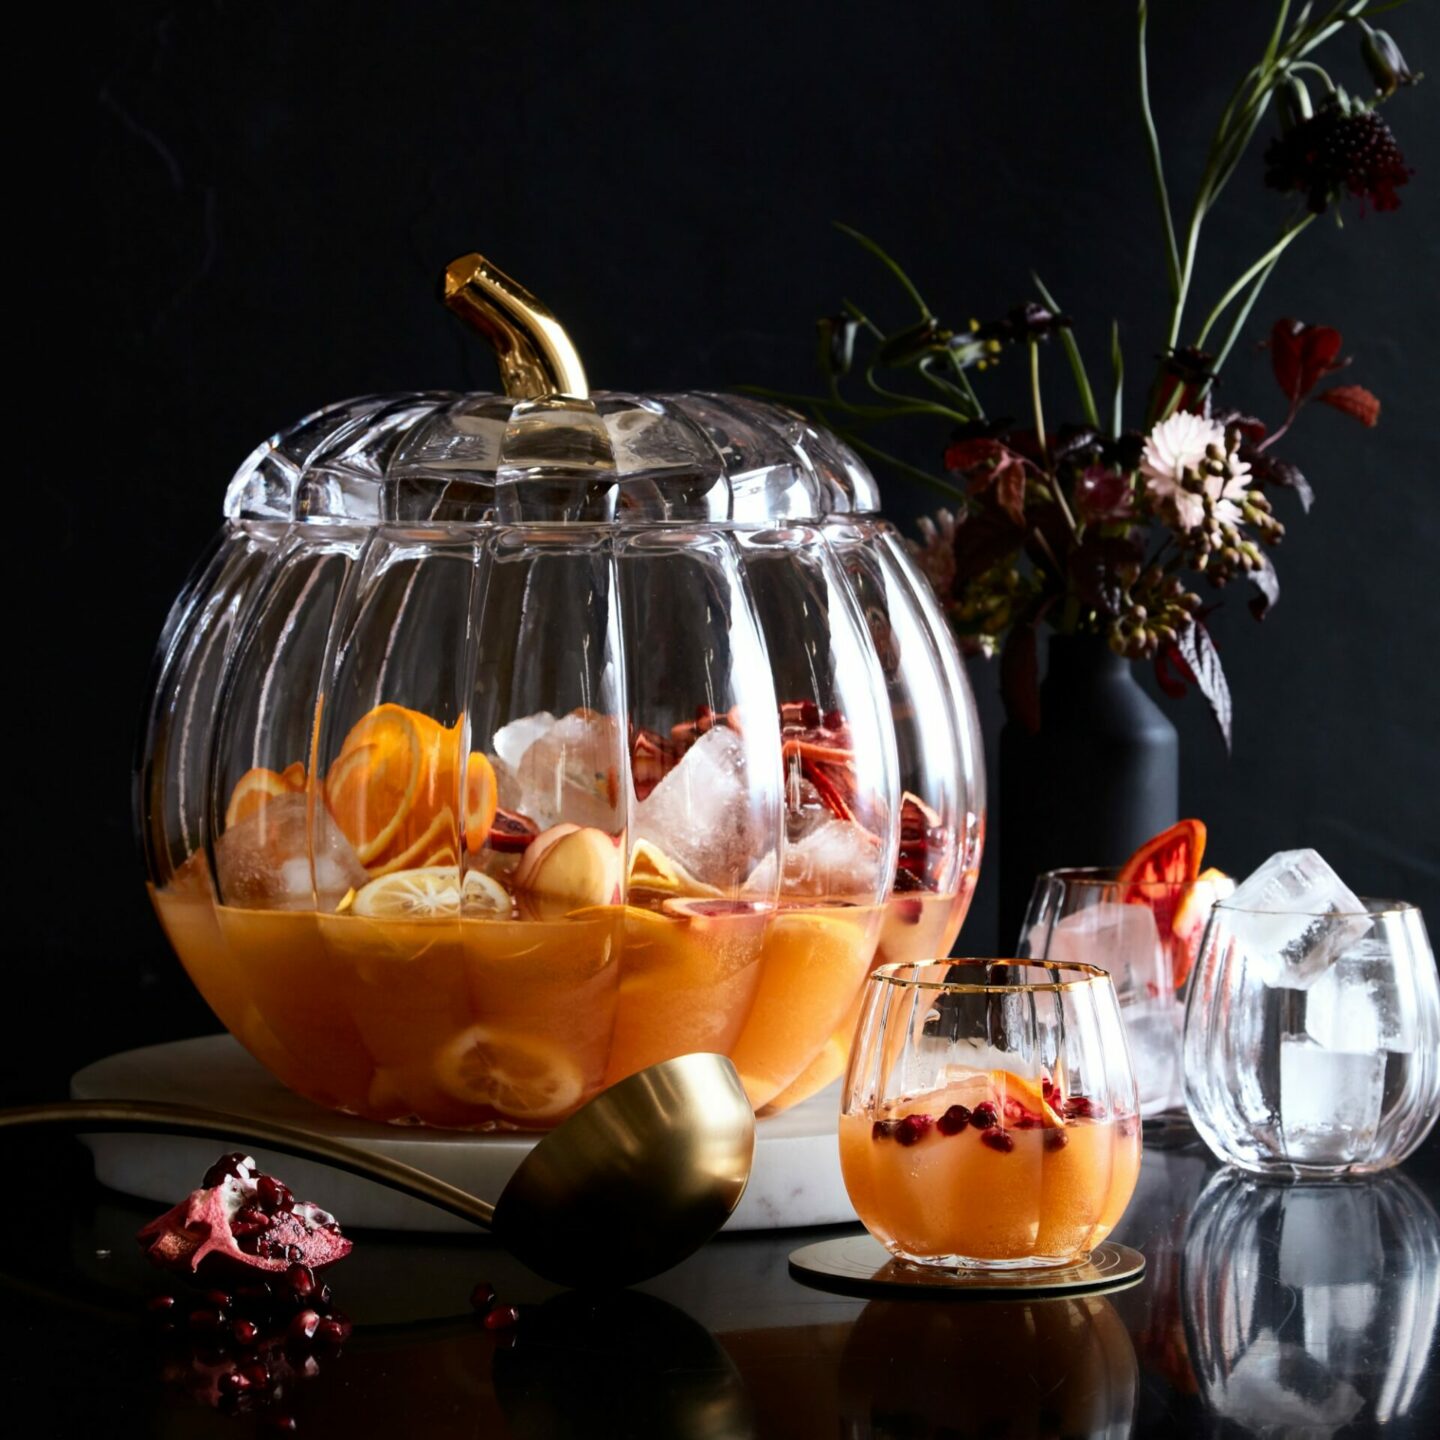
[0,1052,755,1290]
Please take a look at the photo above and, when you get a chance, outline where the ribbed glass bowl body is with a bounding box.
[137,392,985,1130]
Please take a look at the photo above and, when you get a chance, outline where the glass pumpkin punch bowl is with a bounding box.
[138,255,985,1132]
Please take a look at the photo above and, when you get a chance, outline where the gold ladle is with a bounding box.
[0,1051,755,1289]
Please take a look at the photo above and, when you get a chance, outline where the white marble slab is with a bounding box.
[71,1035,858,1233]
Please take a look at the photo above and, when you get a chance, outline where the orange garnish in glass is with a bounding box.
[463,752,498,853]
[324,707,426,865]
[1118,818,1208,983]
[224,764,306,828]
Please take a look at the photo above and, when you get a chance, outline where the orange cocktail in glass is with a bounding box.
[840,960,1141,1269]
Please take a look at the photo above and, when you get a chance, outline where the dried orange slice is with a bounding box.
[225,765,306,828]
[431,1025,585,1120]
[324,707,425,865]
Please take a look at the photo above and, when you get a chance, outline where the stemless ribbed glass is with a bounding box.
[1184,899,1440,1177]
[1184,1170,1440,1430]
[840,960,1141,1270]
[1020,867,1227,1119]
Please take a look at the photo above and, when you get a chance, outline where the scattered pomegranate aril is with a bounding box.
[284,1263,316,1299]
[257,1176,294,1213]
[232,1319,260,1346]
[218,1370,251,1396]
[287,1310,321,1344]
[483,1304,520,1332]
[871,1119,900,1141]
[235,1282,273,1303]
[469,1281,497,1314]
[314,1282,333,1309]
[202,1288,234,1309]
[147,1294,178,1315]
[240,1362,271,1388]
[970,1101,999,1130]
[1119,1114,1141,1137]
[1063,1096,1096,1119]
[981,1129,1015,1153]
[1045,1128,1069,1152]
[896,1114,933,1147]
[937,1104,971,1136]
[267,1417,298,1434]
[189,1307,227,1332]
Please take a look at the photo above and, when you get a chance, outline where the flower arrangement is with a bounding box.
[758,2,1419,745]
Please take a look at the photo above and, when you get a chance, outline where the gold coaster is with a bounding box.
[788,1233,1145,1299]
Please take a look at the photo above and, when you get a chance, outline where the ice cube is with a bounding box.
[634,726,761,885]
[1121,998,1184,1116]
[215,793,366,909]
[1305,938,1415,1055]
[510,710,623,831]
[778,817,883,900]
[1279,1038,1385,1165]
[1215,1335,1365,1429]
[1277,1187,1384,1291]
[492,710,557,771]
[1226,849,1370,990]
[1046,902,1164,999]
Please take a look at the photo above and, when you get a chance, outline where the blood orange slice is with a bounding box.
[1170,866,1235,990]
[1117,819,1206,938]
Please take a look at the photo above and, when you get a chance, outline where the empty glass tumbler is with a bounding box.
[1183,898,1440,1177]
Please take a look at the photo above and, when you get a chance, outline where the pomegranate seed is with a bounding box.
[1119,1114,1140,1137]
[896,1114,932,1146]
[146,1294,177,1315]
[937,1104,971,1136]
[284,1263,316,1299]
[1064,1096,1096,1119]
[1045,1128,1069,1151]
[202,1153,256,1188]
[822,708,845,731]
[241,1361,270,1387]
[314,1282,333,1309]
[483,1304,520,1331]
[469,1282,497,1314]
[285,1244,304,1263]
[236,1282,273,1304]
[189,1307,227,1332]
[218,1370,251,1395]
[203,1288,234,1309]
[316,1316,352,1344]
[267,1418,298,1434]
[288,1309,321,1343]
[871,1119,900,1141]
[232,1318,260,1345]
[981,1129,1015,1153]
[970,1101,999,1130]
[257,1175,294,1212]
[298,1354,321,1379]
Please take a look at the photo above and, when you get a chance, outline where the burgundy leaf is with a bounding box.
[1250,453,1314,513]
[1175,619,1233,752]
[1248,553,1280,620]
[952,505,1025,585]
[1215,411,1268,447]
[1075,465,1134,523]
[944,437,1006,474]
[1268,319,1347,403]
[992,457,1028,527]
[1318,384,1381,427]
[1069,534,1143,617]
[1000,623,1040,734]
[1154,645,1191,700]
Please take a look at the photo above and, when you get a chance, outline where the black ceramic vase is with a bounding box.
[997,633,1179,947]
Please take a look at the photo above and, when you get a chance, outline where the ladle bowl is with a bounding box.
[0,1051,755,1289]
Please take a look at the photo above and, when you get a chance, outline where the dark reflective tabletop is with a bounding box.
[5,1129,1439,1438]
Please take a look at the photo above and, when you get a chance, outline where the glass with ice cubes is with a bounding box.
[1184,850,1440,1177]
[1019,867,1215,1118]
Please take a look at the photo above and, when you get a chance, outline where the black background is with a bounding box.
[15,1,1439,1100]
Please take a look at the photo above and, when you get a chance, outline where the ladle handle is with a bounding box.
[0,1100,496,1230]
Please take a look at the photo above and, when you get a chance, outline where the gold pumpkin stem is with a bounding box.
[442,253,590,400]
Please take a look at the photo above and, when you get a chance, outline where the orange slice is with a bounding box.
[370,806,458,878]
[463,752,498,853]
[324,708,425,865]
[224,767,295,828]
[351,865,510,918]
[1117,819,1206,937]
[1170,866,1235,989]
[431,1025,585,1120]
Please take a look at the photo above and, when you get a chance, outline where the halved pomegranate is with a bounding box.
[137,1154,352,1279]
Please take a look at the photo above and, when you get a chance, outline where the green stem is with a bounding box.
[1194,214,1315,348]
[1109,321,1125,438]
[1138,2,1181,297]
[837,430,967,501]
[1028,340,1049,468]
[1032,273,1100,431]
[834,223,932,320]
[1205,250,1287,392]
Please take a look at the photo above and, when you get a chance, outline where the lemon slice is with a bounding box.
[431,1025,585,1120]
[352,866,510,918]
[628,838,722,898]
